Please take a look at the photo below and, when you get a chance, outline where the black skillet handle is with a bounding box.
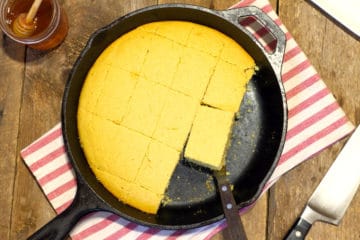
[219,6,286,78]
[283,218,312,240]
[27,179,107,240]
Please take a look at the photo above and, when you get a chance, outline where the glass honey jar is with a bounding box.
[0,0,68,50]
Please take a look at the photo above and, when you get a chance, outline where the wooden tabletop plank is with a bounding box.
[0,36,25,239]
[269,0,360,239]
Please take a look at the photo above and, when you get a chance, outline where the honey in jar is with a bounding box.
[0,0,68,50]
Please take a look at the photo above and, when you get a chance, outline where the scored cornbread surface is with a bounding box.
[77,21,255,214]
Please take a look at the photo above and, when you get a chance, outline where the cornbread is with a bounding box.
[153,90,198,151]
[202,60,251,112]
[172,48,218,100]
[121,78,169,137]
[78,111,150,182]
[184,106,234,170]
[77,20,255,214]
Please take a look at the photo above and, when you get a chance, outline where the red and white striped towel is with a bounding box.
[21,0,355,239]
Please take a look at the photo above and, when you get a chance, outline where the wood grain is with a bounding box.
[0,33,25,239]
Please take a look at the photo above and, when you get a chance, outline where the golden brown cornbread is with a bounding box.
[78,111,150,182]
[172,48,218,100]
[153,90,199,151]
[121,78,170,136]
[184,106,234,170]
[77,20,255,214]
[203,60,252,112]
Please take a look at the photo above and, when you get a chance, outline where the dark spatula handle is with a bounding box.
[283,218,312,240]
[214,171,247,240]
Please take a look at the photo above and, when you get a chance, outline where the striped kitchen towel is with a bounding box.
[21,0,354,239]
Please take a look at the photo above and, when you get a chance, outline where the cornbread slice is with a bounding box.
[78,112,151,182]
[135,141,180,196]
[221,36,255,68]
[184,106,234,170]
[95,169,163,214]
[95,68,139,123]
[171,47,217,100]
[142,35,183,87]
[202,59,254,112]
[109,30,152,74]
[187,23,225,56]
[153,90,199,151]
[121,78,169,137]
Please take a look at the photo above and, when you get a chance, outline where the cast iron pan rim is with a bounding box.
[61,3,288,229]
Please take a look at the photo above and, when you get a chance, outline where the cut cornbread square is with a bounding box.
[142,35,182,87]
[153,90,199,151]
[171,47,217,100]
[186,24,225,56]
[121,78,169,136]
[128,184,163,214]
[184,106,234,170]
[94,169,162,214]
[79,112,151,182]
[202,60,252,112]
[109,30,152,74]
[102,123,150,182]
[95,68,139,123]
[135,140,180,195]
[154,21,194,44]
[78,62,110,113]
[221,37,255,69]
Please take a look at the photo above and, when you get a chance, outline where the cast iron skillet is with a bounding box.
[28,4,287,240]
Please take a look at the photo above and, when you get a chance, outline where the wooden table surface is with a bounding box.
[1,0,359,239]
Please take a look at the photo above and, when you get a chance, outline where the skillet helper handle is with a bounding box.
[214,171,248,240]
[219,6,286,78]
[27,180,102,240]
[283,218,312,240]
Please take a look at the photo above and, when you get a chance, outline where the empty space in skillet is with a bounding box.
[62,5,286,229]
